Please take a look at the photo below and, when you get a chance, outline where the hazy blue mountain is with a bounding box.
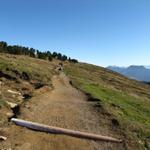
[107,65,150,82]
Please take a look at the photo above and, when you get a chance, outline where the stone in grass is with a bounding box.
[6,101,18,109]
[0,136,7,141]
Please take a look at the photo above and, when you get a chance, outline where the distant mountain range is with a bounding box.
[107,65,150,82]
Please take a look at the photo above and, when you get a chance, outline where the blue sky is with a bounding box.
[0,0,150,67]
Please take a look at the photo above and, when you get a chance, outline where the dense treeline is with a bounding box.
[0,41,78,63]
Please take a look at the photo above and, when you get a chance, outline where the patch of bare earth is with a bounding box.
[0,73,124,150]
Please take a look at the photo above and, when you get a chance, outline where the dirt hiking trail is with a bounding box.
[1,72,124,150]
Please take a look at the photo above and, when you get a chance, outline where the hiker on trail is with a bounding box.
[58,63,63,71]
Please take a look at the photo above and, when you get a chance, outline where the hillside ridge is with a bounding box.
[0,54,150,150]
[107,65,150,82]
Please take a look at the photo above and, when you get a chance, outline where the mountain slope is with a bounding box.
[0,54,150,150]
[65,62,150,150]
[107,65,150,82]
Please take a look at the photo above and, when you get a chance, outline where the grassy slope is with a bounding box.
[0,54,150,149]
[64,62,150,150]
[0,54,56,83]
[0,54,57,125]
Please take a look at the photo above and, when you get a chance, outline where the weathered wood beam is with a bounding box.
[11,118,122,143]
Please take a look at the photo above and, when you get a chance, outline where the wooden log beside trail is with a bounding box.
[11,118,122,143]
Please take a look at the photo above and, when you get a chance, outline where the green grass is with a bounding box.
[84,84,150,129]
[65,62,150,149]
[84,84,150,149]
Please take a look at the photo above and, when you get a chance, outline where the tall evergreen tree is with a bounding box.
[0,41,7,52]
[52,52,58,58]
[57,53,62,60]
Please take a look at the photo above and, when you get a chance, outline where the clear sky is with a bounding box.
[0,0,150,67]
